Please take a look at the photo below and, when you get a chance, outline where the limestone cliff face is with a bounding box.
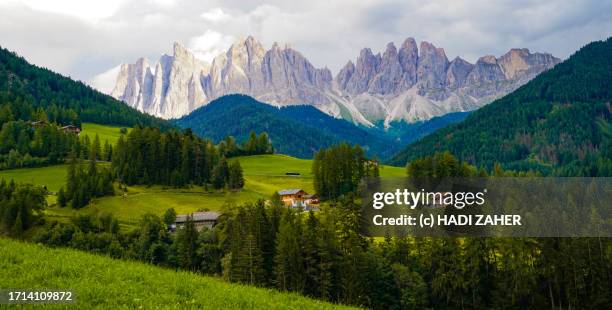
[111,36,334,119]
[335,39,560,126]
[109,36,560,125]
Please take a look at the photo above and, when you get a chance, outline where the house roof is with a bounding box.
[174,211,221,223]
[278,189,305,196]
[192,211,221,221]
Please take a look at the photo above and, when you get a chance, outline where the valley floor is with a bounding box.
[0,153,405,229]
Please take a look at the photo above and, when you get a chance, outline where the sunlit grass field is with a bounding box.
[0,165,67,192]
[0,238,355,309]
[0,154,405,227]
[80,123,129,145]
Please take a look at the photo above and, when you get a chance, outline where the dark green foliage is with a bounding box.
[389,37,612,176]
[211,158,229,189]
[162,208,177,226]
[0,180,46,236]
[57,187,67,207]
[407,151,479,177]
[173,217,200,270]
[222,201,271,286]
[30,188,612,309]
[134,214,170,264]
[241,131,274,156]
[64,150,114,209]
[227,160,245,190]
[174,94,399,159]
[383,111,471,144]
[0,120,79,169]
[312,143,379,200]
[0,45,171,128]
[112,126,218,187]
[274,210,305,292]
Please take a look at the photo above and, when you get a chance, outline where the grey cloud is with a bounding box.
[0,0,610,83]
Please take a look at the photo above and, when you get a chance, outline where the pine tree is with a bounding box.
[66,150,78,200]
[228,160,245,190]
[163,208,177,226]
[211,157,229,189]
[57,187,67,207]
[92,134,101,161]
[303,211,321,297]
[81,135,90,159]
[174,216,199,270]
[102,140,110,161]
[274,210,305,292]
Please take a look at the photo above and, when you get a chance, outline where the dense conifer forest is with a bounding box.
[23,152,611,309]
[111,126,270,188]
[0,46,171,128]
[174,94,398,159]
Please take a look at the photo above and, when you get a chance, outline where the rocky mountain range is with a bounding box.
[108,36,560,126]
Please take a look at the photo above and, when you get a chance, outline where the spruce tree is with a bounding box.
[228,160,245,190]
[211,157,229,189]
[92,134,101,161]
[57,187,67,207]
[66,150,78,200]
[274,210,305,292]
[174,217,199,270]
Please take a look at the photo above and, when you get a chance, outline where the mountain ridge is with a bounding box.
[105,36,560,126]
[173,94,400,159]
[388,37,612,176]
[0,45,171,129]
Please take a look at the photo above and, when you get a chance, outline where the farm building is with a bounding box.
[30,120,48,128]
[277,189,319,211]
[171,211,221,232]
[61,125,81,135]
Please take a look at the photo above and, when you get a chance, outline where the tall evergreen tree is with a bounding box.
[274,210,305,292]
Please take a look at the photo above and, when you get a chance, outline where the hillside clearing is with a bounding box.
[80,123,129,145]
[0,154,405,226]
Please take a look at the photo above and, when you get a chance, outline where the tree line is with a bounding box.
[5,150,610,308]
[112,126,264,189]
[0,45,170,128]
[0,180,46,236]
[312,143,379,200]
[57,150,114,209]
[0,95,80,170]
[31,192,611,309]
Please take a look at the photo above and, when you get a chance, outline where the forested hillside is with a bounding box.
[389,37,612,176]
[174,95,398,159]
[0,46,170,128]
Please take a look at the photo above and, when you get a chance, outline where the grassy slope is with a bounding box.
[0,165,66,192]
[0,238,354,309]
[80,123,130,145]
[0,154,405,226]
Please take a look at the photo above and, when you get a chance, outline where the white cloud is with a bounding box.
[150,0,176,7]
[1,0,610,83]
[200,8,230,23]
[20,0,125,22]
[188,30,235,63]
[88,64,121,94]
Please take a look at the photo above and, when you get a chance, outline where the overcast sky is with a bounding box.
[1,0,610,92]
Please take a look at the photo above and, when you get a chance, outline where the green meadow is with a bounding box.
[80,123,129,145]
[0,238,355,309]
[0,153,404,227]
